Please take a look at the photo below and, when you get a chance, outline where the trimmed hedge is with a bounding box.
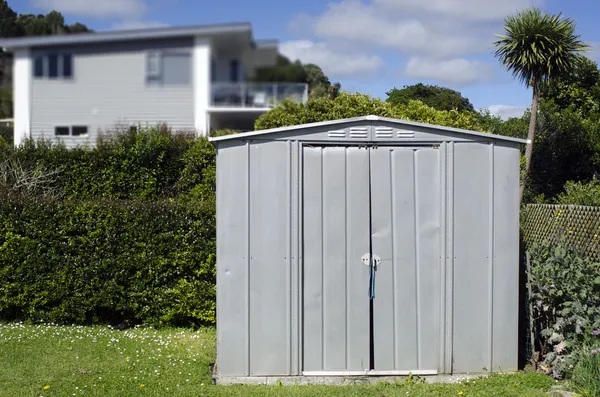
[0,195,216,327]
[0,125,217,200]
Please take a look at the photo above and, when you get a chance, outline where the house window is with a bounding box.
[71,126,88,136]
[33,52,73,79]
[62,54,73,78]
[229,59,239,82]
[54,126,70,136]
[48,53,59,78]
[34,56,44,77]
[55,125,88,137]
[146,51,191,85]
[147,51,162,82]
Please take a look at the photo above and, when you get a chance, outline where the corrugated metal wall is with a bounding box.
[216,127,520,377]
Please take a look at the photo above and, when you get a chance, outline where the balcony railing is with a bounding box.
[210,82,309,108]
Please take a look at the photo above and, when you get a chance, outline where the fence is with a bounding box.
[521,204,600,260]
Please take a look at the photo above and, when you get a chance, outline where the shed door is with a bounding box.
[302,145,441,374]
[302,146,372,372]
[370,146,441,372]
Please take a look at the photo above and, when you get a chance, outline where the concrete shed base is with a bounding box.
[213,373,487,386]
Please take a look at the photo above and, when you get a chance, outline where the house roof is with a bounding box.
[208,115,529,144]
[0,22,276,51]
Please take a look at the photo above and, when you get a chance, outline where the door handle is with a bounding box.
[361,253,381,268]
[362,254,380,299]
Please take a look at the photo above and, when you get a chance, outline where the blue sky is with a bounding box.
[10,0,600,118]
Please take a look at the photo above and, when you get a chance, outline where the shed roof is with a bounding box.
[208,115,529,144]
[0,22,276,51]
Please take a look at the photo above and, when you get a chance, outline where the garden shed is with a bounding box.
[209,115,527,382]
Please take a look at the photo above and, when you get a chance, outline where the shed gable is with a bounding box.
[209,116,527,146]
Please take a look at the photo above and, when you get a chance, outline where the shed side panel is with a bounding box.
[492,143,520,371]
[302,146,324,371]
[216,142,249,376]
[249,141,290,375]
[453,142,491,373]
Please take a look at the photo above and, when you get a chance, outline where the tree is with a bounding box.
[253,54,341,99]
[17,14,50,36]
[541,57,600,116]
[386,83,475,112]
[303,63,340,99]
[65,22,91,34]
[44,10,65,35]
[494,7,589,204]
[0,2,90,118]
[0,0,23,37]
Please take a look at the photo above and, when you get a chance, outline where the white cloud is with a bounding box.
[373,0,542,21]
[287,0,545,83]
[111,20,169,31]
[280,40,383,76]
[32,0,147,18]
[405,57,494,85]
[290,1,489,58]
[488,105,528,120]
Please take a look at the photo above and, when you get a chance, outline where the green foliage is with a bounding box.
[0,196,216,327]
[0,126,221,327]
[3,125,216,200]
[0,121,11,145]
[386,83,475,112]
[530,102,600,198]
[571,340,600,397]
[253,54,340,99]
[477,109,530,139]
[542,57,600,117]
[16,11,90,36]
[494,7,589,87]
[556,180,600,207]
[528,241,600,375]
[255,92,481,131]
[0,0,21,38]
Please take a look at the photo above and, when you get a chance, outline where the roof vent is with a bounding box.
[328,130,346,138]
[375,127,394,139]
[349,127,368,139]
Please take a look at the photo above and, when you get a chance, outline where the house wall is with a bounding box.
[13,48,31,147]
[30,38,197,147]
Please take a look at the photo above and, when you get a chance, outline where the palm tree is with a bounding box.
[494,7,589,204]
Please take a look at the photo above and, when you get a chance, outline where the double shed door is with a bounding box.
[302,145,441,374]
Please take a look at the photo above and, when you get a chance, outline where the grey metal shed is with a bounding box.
[209,115,527,382]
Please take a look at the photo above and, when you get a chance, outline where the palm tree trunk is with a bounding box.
[519,80,540,205]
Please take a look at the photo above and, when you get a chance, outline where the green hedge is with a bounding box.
[0,125,217,200]
[0,195,216,327]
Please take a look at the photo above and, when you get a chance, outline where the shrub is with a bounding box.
[254,92,482,131]
[556,180,600,207]
[0,195,216,327]
[528,241,600,375]
[1,125,219,202]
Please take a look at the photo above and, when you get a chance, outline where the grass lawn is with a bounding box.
[0,323,556,397]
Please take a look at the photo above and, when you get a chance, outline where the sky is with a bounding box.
[9,0,600,119]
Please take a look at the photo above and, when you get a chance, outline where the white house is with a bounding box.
[0,22,308,147]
